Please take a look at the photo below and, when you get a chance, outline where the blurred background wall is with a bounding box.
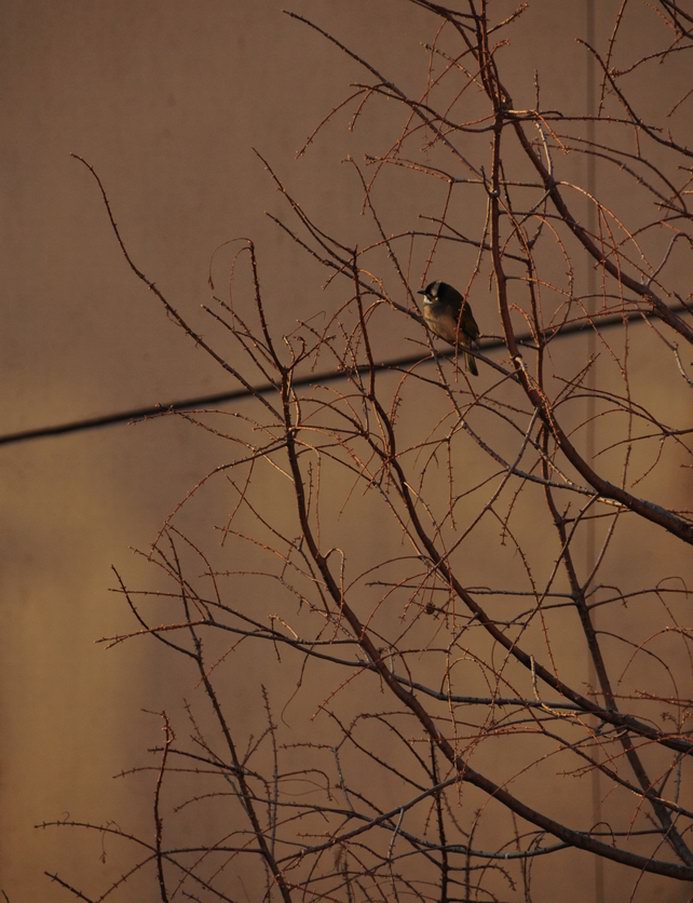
[1,2,690,900]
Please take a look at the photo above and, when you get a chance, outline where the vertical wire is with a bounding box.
[585,3,604,902]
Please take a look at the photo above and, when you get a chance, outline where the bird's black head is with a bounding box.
[418,281,457,305]
[417,281,443,303]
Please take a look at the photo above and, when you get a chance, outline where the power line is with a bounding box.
[0,304,682,448]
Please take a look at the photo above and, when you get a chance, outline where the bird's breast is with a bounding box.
[424,307,464,345]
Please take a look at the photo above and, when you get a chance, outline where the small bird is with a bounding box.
[418,281,480,375]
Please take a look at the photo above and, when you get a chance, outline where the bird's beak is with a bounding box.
[416,290,426,295]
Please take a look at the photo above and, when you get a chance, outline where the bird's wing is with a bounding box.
[464,304,480,341]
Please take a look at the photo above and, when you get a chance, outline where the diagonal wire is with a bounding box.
[0,304,686,448]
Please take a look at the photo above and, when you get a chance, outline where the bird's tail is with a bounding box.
[465,348,479,376]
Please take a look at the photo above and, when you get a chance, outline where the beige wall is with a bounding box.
[1,2,690,900]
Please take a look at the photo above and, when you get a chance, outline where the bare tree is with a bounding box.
[42,3,691,901]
